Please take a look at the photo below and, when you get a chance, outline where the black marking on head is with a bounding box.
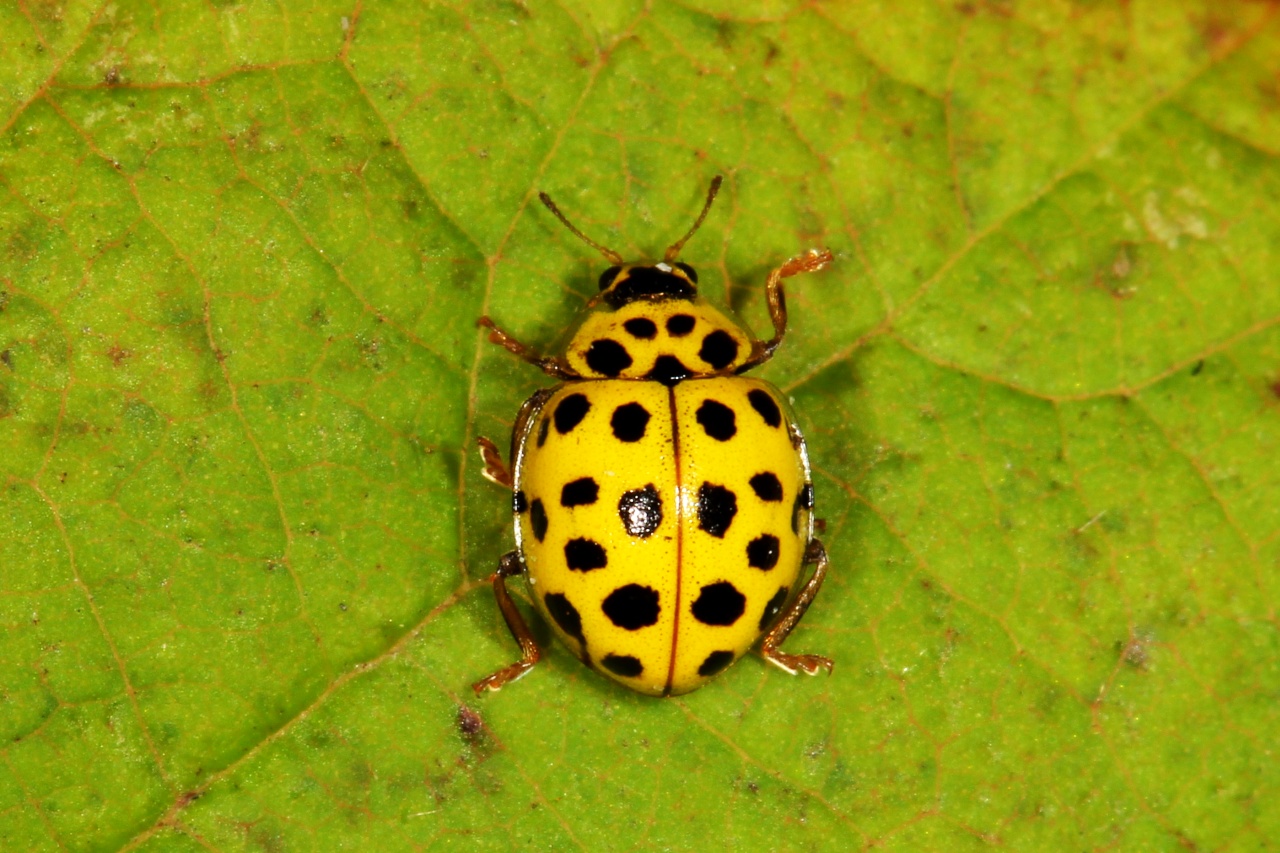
[747,534,780,571]
[759,586,789,631]
[623,317,658,339]
[564,537,608,572]
[618,484,662,538]
[674,262,698,284]
[598,266,622,291]
[584,339,633,377]
[554,393,591,434]
[749,472,783,502]
[698,650,734,677]
[747,388,782,428]
[529,499,548,542]
[666,314,696,337]
[560,477,599,508]
[513,490,528,513]
[696,399,736,441]
[610,402,650,442]
[691,581,746,626]
[647,355,692,386]
[601,654,644,678]
[699,330,739,370]
[604,266,696,307]
[602,584,660,630]
[544,592,584,644]
[791,482,814,534]
[536,417,550,447]
[697,483,738,538]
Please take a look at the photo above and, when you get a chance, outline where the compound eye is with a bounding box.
[598,266,622,291]
[674,262,698,284]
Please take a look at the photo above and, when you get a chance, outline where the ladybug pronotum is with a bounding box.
[474,176,834,696]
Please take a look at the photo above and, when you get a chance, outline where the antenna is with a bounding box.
[538,191,625,266]
[663,175,722,262]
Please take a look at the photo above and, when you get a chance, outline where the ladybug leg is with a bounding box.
[760,538,834,676]
[477,437,512,487]
[478,316,576,378]
[473,551,543,694]
[742,248,834,370]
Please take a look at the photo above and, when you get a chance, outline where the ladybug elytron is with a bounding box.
[474,176,834,696]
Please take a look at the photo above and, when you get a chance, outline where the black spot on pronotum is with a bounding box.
[747,388,782,428]
[691,581,747,626]
[610,402,650,442]
[584,339,633,377]
[601,654,644,677]
[759,586,790,631]
[749,472,783,502]
[674,261,698,283]
[698,650,734,677]
[791,483,814,534]
[544,592,585,644]
[560,477,599,508]
[530,498,548,541]
[513,490,528,513]
[697,483,738,538]
[602,584,661,630]
[699,330,739,369]
[666,314,696,336]
[554,393,591,434]
[536,417,550,447]
[623,317,658,339]
[618,484,662,538]
[746,534,780,571]
[696,399,737,441]
[648,355,691,386]
[564,537,608,572]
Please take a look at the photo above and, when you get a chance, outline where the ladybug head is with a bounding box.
[594,261,698,307]
[539,176,722,309]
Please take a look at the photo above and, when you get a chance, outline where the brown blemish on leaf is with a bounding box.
[106,343,131,366]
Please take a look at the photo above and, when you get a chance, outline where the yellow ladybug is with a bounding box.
[474,176,833,696]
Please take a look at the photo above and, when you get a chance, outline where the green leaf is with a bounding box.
[2,1,1278,850]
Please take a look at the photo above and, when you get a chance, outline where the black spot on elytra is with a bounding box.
[618,484,662,538]
[564,538,608,572]
[530,498,548,542]
[747,389,782,428]
[513,490,528,513]
[747,534,780,571]
[791,483,814,534]
[647,355,691,386]
[611,402,650,442]
[696,399,737,441]
[601,654,643,677]
[691,581,746,626]
[544,592,584,644]
[699,330,739,369]
[697,483,737,538]
[536,417,550,447]
[666,314,696,336]
[554,393,591,434]
[602,584,660,630]
[585,339,633,377]
[698,650,735,677]
[560,477,599,508]
[749,472,783,502]
[623,317,658,339]
[759,586,790,631]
